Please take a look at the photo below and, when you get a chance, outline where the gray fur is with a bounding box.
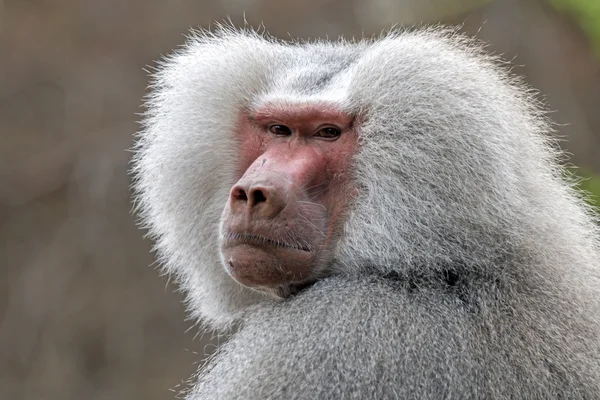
[131,26,600,399]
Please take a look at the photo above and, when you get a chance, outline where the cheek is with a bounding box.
[322,132,359,205]
[236,145,264,179]
[321,176,356,242]
[323,129,359,178]
[319,135,360,245]
[235,123,268,179]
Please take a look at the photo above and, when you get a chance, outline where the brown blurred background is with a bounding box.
[1,0,599,399]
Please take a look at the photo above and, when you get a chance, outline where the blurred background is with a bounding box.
[1,0,599,399]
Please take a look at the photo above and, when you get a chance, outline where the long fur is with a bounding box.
[131,26,600,399]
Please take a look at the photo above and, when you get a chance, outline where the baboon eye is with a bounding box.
[315,126,341,139]
[269,125,292,136]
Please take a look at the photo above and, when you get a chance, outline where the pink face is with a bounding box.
[219,101,359,294]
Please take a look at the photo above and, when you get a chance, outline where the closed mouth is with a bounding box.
[223,231,312,252]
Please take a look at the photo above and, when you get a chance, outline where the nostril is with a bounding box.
[250,189,267,205]
[232,187,248,202]
[230,184,283,217]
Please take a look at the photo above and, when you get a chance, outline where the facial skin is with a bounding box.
[219,101,358,296]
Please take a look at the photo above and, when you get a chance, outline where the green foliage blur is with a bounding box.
[550,0,600,212]
[550,0,600,57]
[575,171,600,212]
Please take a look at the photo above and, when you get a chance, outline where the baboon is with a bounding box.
[132,26,600,399]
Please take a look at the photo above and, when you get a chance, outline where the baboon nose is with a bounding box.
[230,184,286,218]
